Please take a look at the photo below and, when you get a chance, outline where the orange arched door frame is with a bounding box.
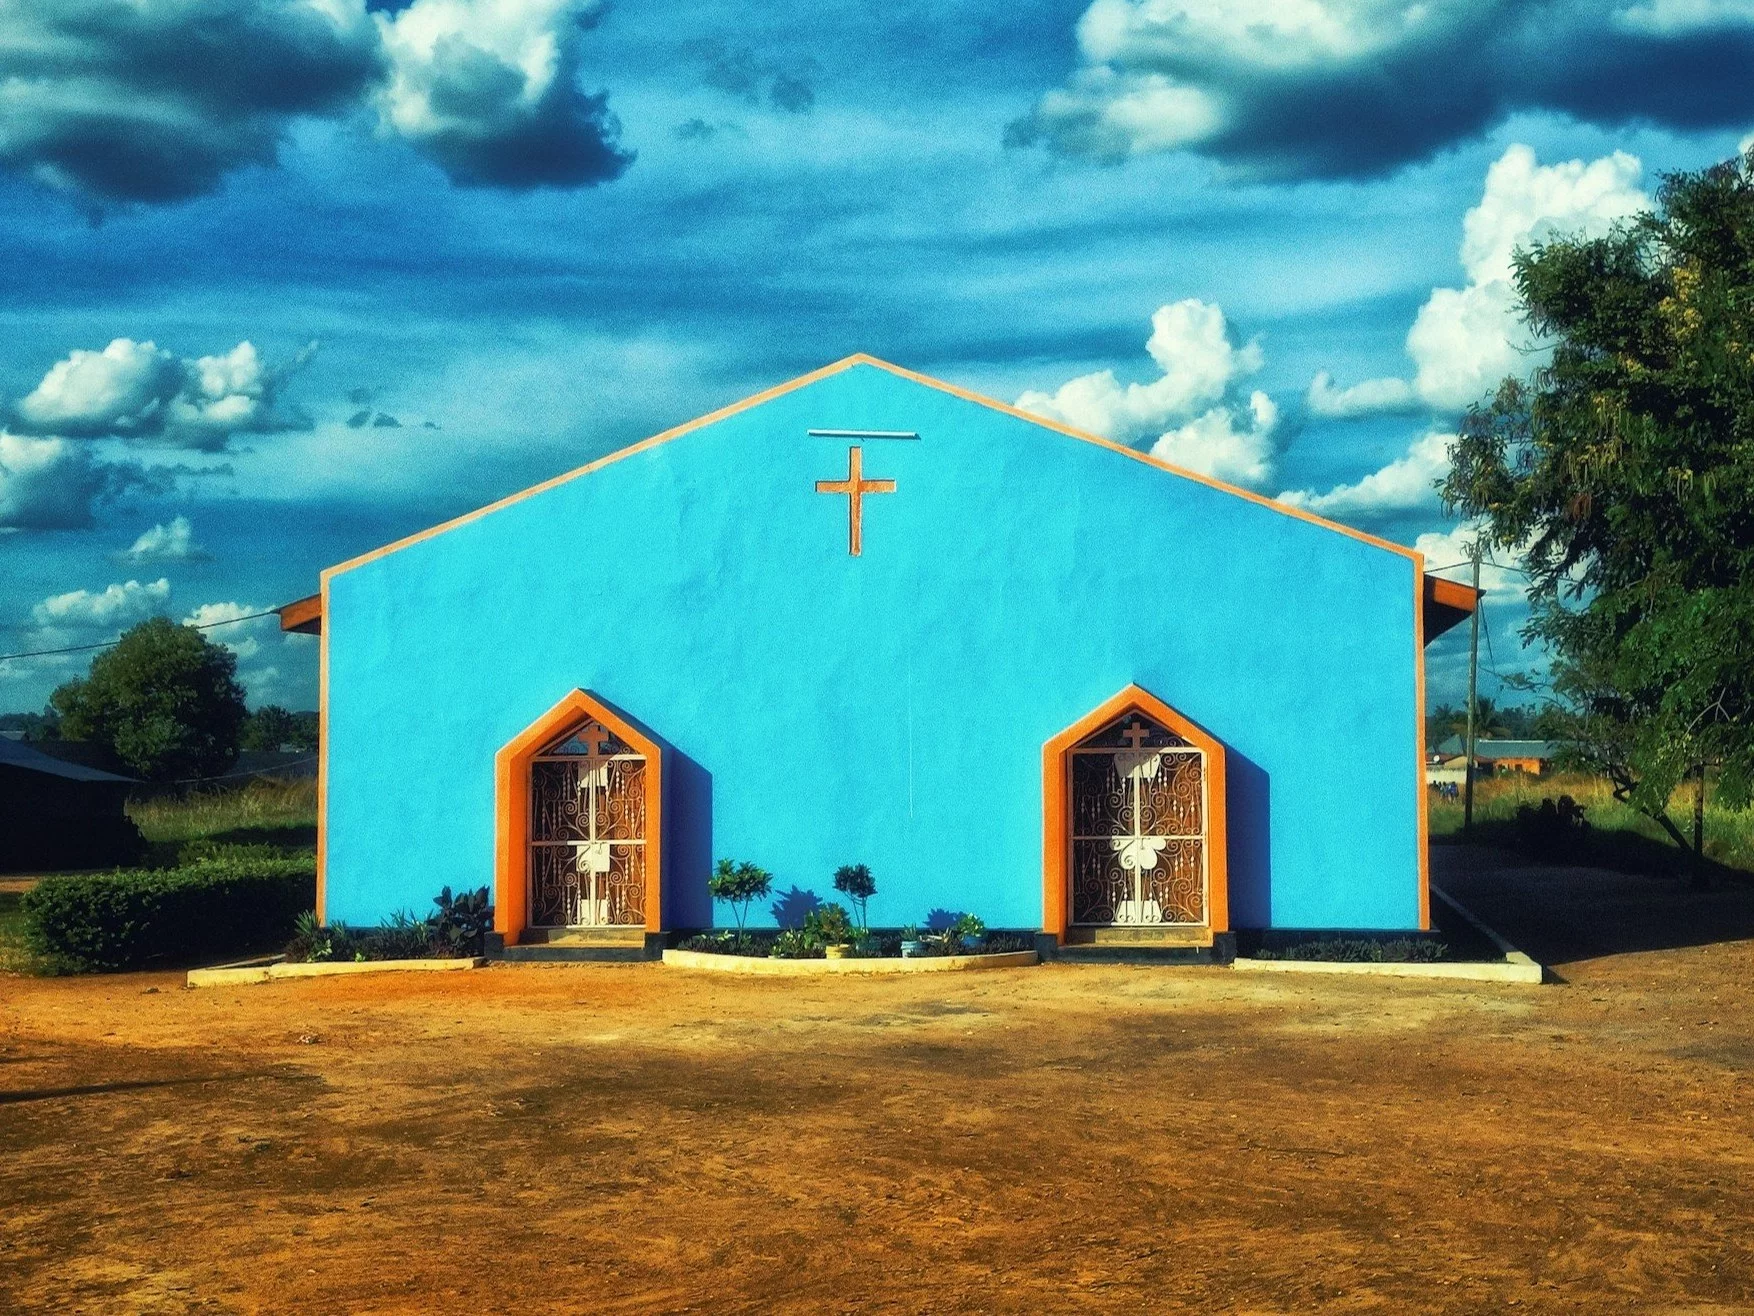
[1041,684,1229,945]
[494,690,665,946]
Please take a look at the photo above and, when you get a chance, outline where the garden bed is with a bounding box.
[663,947,1038,974]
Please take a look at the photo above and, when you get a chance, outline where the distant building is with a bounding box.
[1435,737,1557,776]
[0,738,144,872]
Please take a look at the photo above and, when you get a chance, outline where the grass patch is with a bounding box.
[129,778,316,863]
[1430,772,1754,880]
[0,889,41,973]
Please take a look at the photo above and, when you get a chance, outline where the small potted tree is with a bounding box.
[899,924,922,958]
[805,903,856,958]
[832,863,877,953]
[708,859,772,953]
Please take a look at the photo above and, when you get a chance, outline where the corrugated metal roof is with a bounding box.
[0,737,136,783]
[1436,736,1555,759]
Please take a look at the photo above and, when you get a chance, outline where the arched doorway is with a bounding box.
[528,720,647,928]
[1042,685,1228,945]
[495,690,664,946]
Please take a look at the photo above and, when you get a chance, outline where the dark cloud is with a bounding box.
[675,117,717,142]
[0,0,633,205]
[346,409,372,428]
[0,0,383,205]
[346,386,377,405]
[370,412,400,427]
[686,39,817,115]
[1012,1,1754,179]
[0,435,193,531]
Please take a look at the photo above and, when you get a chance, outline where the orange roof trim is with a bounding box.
[319,354,1425,584]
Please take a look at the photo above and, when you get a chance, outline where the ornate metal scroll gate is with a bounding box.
[1070,714,1207,926]
[528,720,647,927]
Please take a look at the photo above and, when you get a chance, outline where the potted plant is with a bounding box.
[805,903,855,958]
[899,924,922,958]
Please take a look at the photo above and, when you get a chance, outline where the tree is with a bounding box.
[50,616,248,782]
[1443,150,1754,863]
[242,705,318,752]
[831,863,877,933]
[708,859,772,932]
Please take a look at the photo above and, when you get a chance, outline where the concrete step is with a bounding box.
[520,926,646,947]
[1066,925,1214,947]
[495,943,656,963]
[1048,933,1236,966]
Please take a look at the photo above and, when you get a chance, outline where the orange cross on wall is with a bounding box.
[815,445,895,557]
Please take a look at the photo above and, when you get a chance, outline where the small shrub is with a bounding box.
[432,885,492,955]
[22,854,314,972]
[802,903,854,947]
[981,932,1033,954]
[372,910,437,960]
[770,928,821,959]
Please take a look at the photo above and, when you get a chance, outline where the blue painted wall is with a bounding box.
[323,362,1424,931]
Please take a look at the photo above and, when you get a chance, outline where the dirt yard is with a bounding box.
[4,849,1754,1314]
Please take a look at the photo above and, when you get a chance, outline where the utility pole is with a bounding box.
[1463,542,1482,839]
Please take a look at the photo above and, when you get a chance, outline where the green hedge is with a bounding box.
[21,852,316,972]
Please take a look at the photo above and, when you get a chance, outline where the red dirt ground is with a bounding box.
[3,848,1753,1314]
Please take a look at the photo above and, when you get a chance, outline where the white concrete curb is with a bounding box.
[1430,882,1545,980]
[188,957,486,988]
[663,948,1039,975]
[1230,956,1543,983]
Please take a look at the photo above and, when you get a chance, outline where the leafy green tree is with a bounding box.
[1443,151,1754,860]
[242,705,318,752]
[50,617,248,782]
[831,863,877,933]
[708,859,772,932]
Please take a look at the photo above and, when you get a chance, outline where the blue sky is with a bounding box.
[2,0,1752,715]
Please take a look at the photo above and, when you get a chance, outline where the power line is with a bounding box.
[0,608,283,663]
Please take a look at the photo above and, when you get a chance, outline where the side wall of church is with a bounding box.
[322,365,1425,931]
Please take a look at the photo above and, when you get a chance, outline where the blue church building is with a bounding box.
[280,356,1476,958]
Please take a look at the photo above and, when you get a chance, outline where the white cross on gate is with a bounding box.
[1120,720,1152,749]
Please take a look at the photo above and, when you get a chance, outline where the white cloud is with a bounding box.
[11,338,316,451]
[1017,299,1281,487]
[1150,390,1279,486]
[1305,371,1418,419]
[374,0,632,189]
[1016,299,1261,441]
[33,578,171,629]
[1279,430,1452,516]
[1310,145,1649,416]
[122,515,206,563]
[14,339,181,436]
